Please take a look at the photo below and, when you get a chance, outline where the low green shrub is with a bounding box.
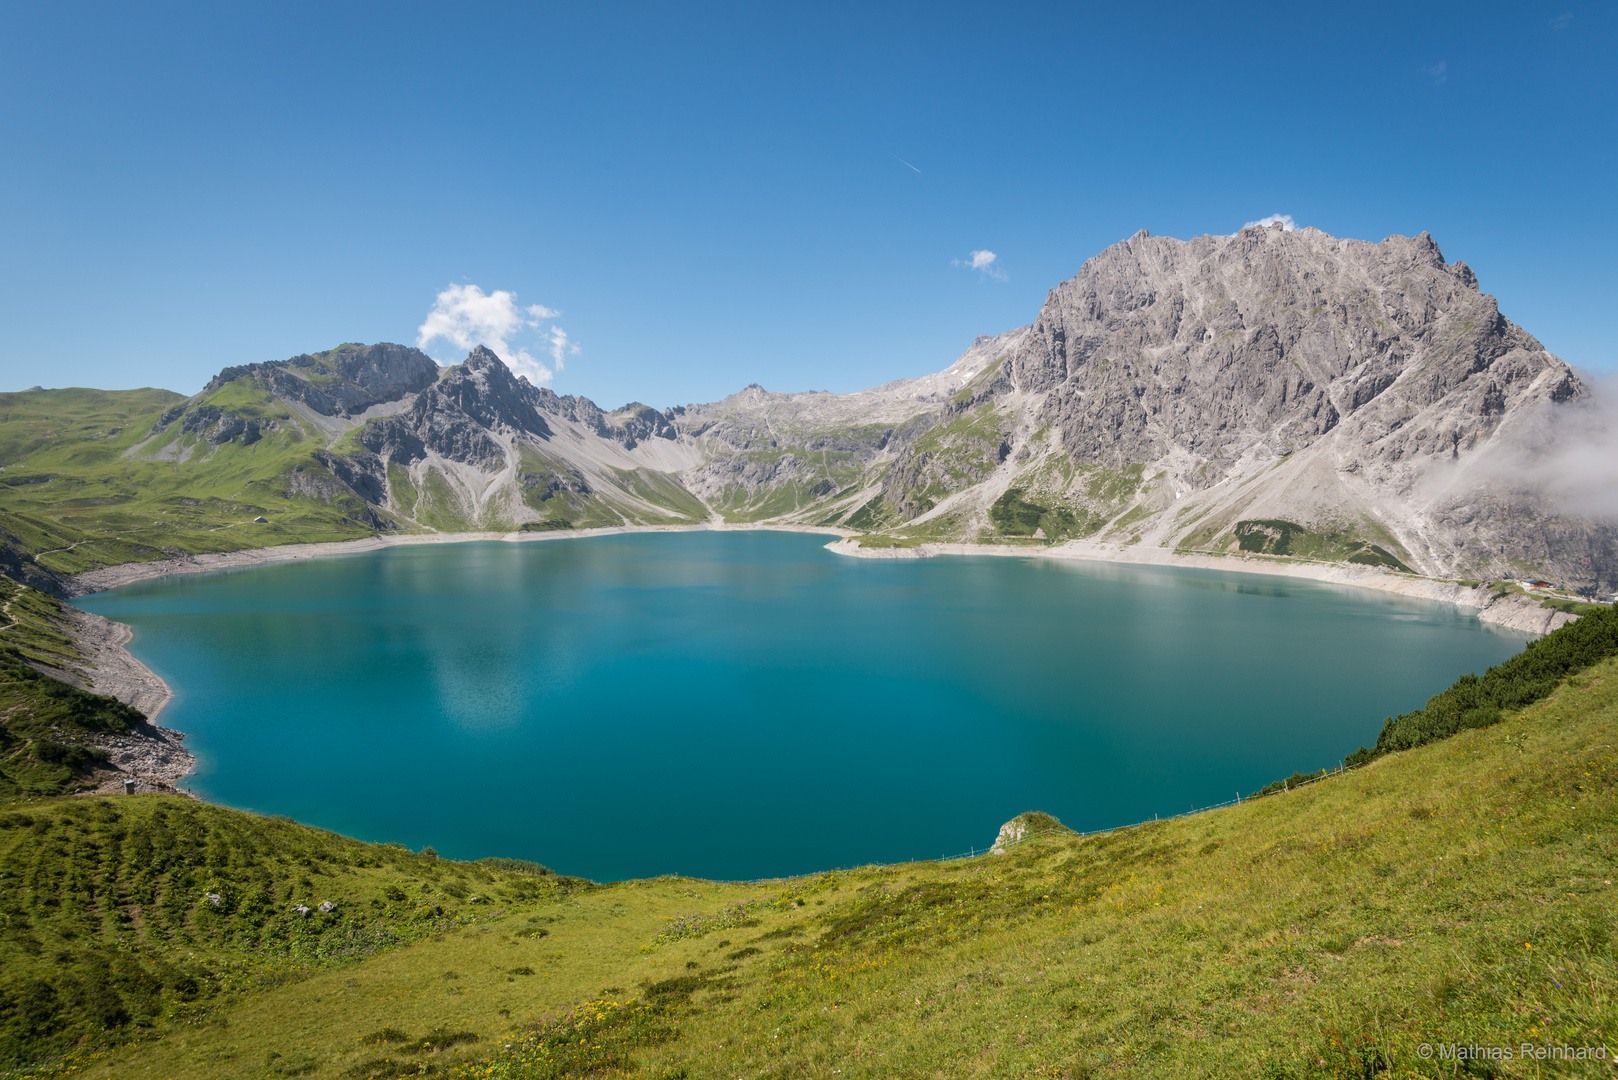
[1345,603,1618,766]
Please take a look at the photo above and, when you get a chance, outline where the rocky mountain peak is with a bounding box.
[1008,227,1572,486]
[433,347,544,430]
[128,225,1613,592]
[203,342,439,417]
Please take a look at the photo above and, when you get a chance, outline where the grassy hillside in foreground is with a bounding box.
[0,655,1612,1078]
[0,801,575,1072]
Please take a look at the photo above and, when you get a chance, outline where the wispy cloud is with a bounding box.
[1424,60,1448,83]
[1430,374,1618,521]
[416,284,575,384]
[1551,12,1572,29]
[1236,213,1300,235]
[547,326,578,371]
[953,249,1007,281]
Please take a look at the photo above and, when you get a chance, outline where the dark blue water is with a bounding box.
[80,532,1528,881]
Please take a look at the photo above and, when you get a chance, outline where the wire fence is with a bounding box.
[932,756,1373,863]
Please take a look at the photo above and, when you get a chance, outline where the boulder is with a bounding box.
[991,811,1069,854]
[990,819,1027,855]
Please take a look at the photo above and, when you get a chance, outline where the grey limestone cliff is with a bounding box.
[205,342,440,418]
[982,225,1604,586]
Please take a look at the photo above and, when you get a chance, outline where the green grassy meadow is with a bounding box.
[2,649,1615,1079]
[0,388,382,576]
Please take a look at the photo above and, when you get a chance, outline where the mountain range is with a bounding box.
[3,222,1612,592]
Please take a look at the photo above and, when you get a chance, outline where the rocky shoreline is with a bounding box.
[44,607,195,795]
[64,607,174,719]
[79,724,194,796]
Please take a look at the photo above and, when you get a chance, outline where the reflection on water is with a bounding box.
[81,533,1529,881]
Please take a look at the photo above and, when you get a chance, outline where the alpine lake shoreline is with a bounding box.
[4,607,1617,1079]
[57,523,1583,805]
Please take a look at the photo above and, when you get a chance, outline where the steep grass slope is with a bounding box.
[0,387,385,579]
[1,650,1613,1079]
[0,800,574,1071]
[0,578,147,798]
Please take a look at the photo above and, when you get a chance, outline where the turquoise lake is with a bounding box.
[79,531,1529,882]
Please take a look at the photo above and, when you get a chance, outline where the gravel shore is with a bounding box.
[43,607,194,795]
[62,524,849,599]
[824,537,1578,635]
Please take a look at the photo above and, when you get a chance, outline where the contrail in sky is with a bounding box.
[894,155,921,172]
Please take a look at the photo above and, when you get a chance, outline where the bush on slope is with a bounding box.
[1344,603,1618,767]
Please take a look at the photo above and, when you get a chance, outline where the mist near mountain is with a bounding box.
[1425,374,1618,521]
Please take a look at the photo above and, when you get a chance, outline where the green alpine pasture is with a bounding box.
[3,632,1616,1077]
[0,388,383,576]
[0,799,574,1073]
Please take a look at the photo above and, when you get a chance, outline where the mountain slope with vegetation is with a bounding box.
[0,381,390,584]
[0,577,150,799]
[1,609,1616,1079]
[5,226,1614,595]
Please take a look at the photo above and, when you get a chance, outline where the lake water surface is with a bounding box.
[80,532,1528,881]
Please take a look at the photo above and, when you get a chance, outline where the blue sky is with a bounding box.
[2,1,1613,407]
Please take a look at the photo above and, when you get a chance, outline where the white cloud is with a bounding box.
[1424,60,1448,83]
[953,249,1007,281]
[416,284,575,385]
[547,326,578,371]
[1551,13,1572,29]
[1237,214,1299,235]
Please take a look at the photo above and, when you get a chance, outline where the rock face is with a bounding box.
[205,342,440,418]
[990,818,1027,855]
[1019,229,1480,464]
[983,226,1608,587]
[1018,227,1571,488]
[133,225,1616,591]
[360,346,552,470]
